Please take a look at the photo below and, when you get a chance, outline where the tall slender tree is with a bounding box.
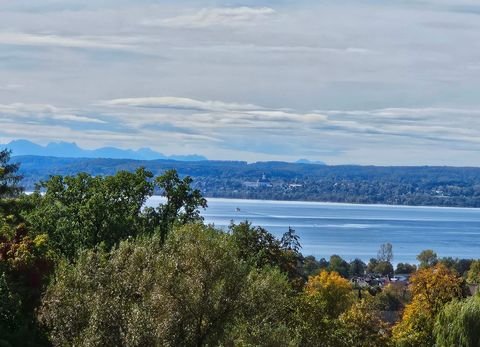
[0,149,23,199]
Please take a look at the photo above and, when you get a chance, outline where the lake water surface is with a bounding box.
[146,197,480,264]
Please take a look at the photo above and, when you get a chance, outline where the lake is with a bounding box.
[146,197,480,264]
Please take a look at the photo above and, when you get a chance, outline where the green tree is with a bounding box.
[302,255,323,277]
[349,258,367,277]
[417,249,438,269]
[224,267,297,346]
[367,258,379,274]
[281,226,301,253]
[229,221,304,289]
[25,168,155,259]
[0,270,23,346]
[439,257,472,276]
[372,284,405,312]
[367,258,393,276]
[396,263,417,274]
[151,169,207,243]
[39,225,240,346]
[434,296,480,347]
[0,149,22,199]
[39,224,295,347]
[374,261,394,276]
[454,259,473,277]
[466,260,480,284]
[327,255,349,278]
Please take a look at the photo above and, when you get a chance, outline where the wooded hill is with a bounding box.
[14,155,480,207]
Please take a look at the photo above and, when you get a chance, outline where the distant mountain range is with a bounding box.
[1,139,208,162]
[1,139,327,164]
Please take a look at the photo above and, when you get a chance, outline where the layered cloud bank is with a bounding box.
[1,1,480,165]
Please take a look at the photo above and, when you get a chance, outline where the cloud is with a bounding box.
[3,95,480,164]
[103,96,480,148]
[170,44,375,56]
[143,7,275,28]
[0,32,133,50]
[2,1,480,165]
[103,96,329,131]
[104,96,263,112]
[316,107,480,145]
[0,103,106,124]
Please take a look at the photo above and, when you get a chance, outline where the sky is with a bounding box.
[1,0,480,165]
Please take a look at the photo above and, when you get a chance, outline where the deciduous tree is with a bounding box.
[416,249,438,269]
[434,296,480,347]
[466,260,480,284]
[338,300,390,347]
[26,168,154,259]
[377,243,393,263]
[392,264,464,346]
[304,270,353,318]
[229,221,304,288]
[327,255,349,278]
[152,169,207,242]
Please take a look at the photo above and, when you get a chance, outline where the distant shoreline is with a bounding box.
[148,195,480,211]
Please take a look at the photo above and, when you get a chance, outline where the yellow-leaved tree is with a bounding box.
[295,271,354,346]
[339,299,391,347]
[392,263,464,347]
[304,270,353,317]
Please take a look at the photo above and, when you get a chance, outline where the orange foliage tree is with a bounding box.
[392,264,464,347]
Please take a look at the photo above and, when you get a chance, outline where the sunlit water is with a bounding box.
[146,197,480,264]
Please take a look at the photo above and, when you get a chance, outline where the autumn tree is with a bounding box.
[409,264,464,314]
[338,300,391,347]
[392,264,464,346]
[295,271,354,346]
[304,270,353,318]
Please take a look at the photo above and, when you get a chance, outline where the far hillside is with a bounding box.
[13,155,480,208]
